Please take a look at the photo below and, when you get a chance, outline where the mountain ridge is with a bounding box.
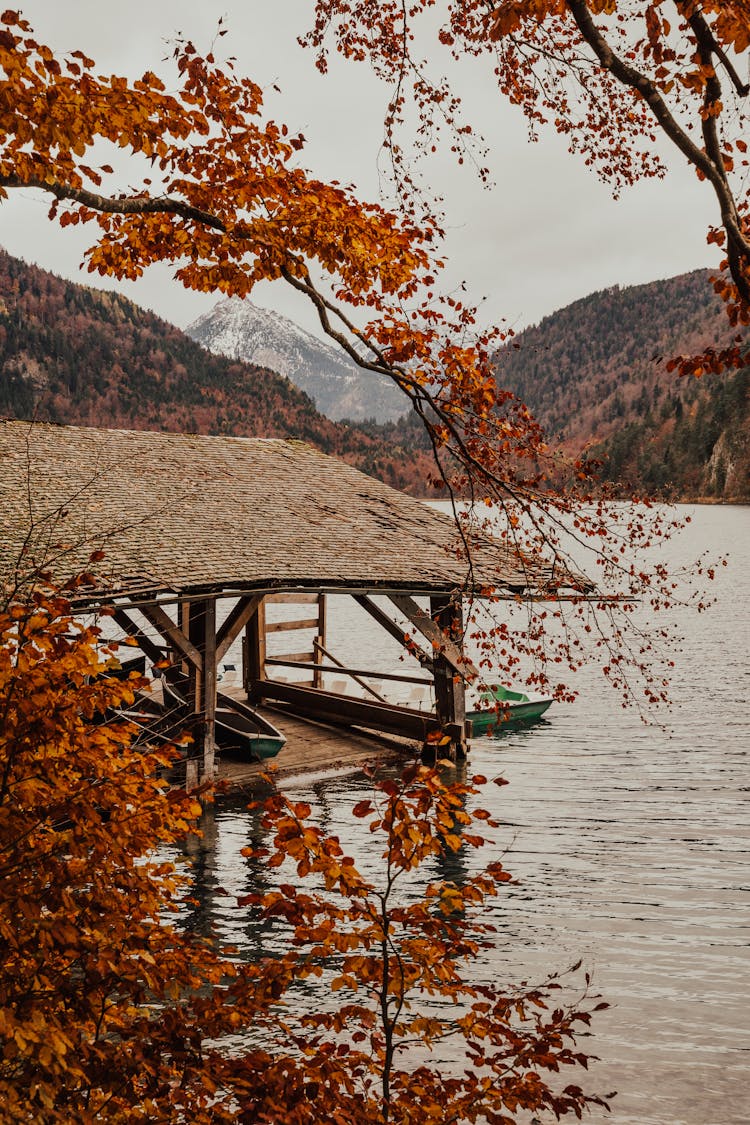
[0,248,432,494]
[494,269,749,501]
[187,297,407,423]
[1,247,746,503]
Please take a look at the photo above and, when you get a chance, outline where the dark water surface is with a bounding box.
[188,506,749,1125]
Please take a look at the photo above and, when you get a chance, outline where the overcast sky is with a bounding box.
[0,0,717,338]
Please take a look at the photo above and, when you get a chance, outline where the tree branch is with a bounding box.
[566,0,750,303]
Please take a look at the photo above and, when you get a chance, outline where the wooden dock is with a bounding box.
[215,705,419,793]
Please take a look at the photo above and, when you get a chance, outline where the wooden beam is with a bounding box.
[244,598,266,702]
[216,594,263,663]
[111,609,167,668]
[388,595,478,680]
[307,637,387,702]
[202,599,217,782]
[430,596,468,762]
[138,602,203,671]
[265,658,430,688]
[353,594,434,671]
[265,592,320,605]
[265,617,320,633]
[259,680,440,742]
[313,595,327,690]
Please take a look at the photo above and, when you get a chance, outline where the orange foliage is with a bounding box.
[0,8,712,707]
[0,588,607,1121]
[0,591,228,1121]
[306,1,750,333]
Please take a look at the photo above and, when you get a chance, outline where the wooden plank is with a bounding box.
[111,609,166,668]
[265,658,431,687]
[270,651,317,664]
[258,680,440,741]
[265,617,319,633]
[216,594,263,663]
[139,602,203,671]
[314,595,327,690]
[388,594,478,680]
[353,594,434,672]
[265,592,320,605]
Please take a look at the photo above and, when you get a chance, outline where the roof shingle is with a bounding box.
[0,421,584,603]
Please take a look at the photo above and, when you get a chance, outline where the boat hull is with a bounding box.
[157,676,287,760]
[215,714,285,760]
[466,685,552,736]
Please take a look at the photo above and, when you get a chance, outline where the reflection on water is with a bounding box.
[180,507,750,1125]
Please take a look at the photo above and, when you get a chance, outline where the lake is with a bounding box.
[184,505,749,1125]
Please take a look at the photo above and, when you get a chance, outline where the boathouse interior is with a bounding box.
[0,420,590,784]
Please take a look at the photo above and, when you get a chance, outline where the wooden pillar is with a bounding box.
[429,595,467,762]
[313,594,327,690]
[201,599,217,783]
[243,597,266,703]
[183,598,217,786]
[180,601,200,791]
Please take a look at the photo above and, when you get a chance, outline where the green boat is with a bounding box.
[215,689,286,760]
[466,685,552,736]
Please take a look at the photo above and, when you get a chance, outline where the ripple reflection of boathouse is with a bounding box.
[0,421,591,787]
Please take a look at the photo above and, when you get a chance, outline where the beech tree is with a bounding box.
[306,3,750,345]
[0,9,710,709]
[0,11,715,1117]
[0,585,607,1121]
[0,589,227,1121]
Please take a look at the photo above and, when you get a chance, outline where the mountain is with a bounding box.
[0,248,430,494]
[3,247,746,503]
[494,270,750,501]
[187,298,407,423]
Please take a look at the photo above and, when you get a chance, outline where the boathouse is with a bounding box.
[0,420,590,783]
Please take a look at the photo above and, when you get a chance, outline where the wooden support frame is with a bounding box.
[265,656,429,691]
[313,594,326,689]
[259,680,442,742]
[302,637,388,703]
[216,594,263,663]
[138,602,203,671]
[264,592,320,605]
[111,608,166,668]
[266,617,319,634]
[179,598,218,788]
[429,595,468,761]
[388,594,479,680]
[353,594,434,672]
[243,598,266,701]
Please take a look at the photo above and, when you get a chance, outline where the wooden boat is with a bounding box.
[214,690,286,759]
[466,684,552,735]
[161,675,285,760]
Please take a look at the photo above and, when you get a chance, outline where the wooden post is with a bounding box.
[202,599,217,783]
[184,598,218,785]
[313,593,326,689]
[429,595,467,762]
[181,600,199,791]
[243,597,266,703]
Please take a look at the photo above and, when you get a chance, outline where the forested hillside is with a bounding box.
[0,249,432,493]
[3,250,747,502]
[495,270,749,500]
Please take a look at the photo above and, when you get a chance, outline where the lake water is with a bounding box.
[185,505,749,1125]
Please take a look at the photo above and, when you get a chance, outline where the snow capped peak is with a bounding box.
[186,297,406,423]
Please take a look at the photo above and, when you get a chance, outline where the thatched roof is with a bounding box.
[0,421,588,604]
